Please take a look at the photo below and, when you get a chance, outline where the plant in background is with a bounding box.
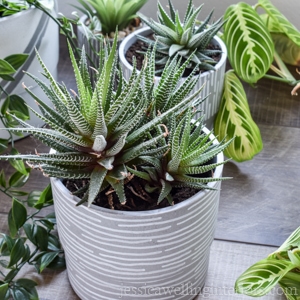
[0,157,65,299]
[137,0,225,74]
[0,33,231,209]
[214,0,300,162]
[235,226,300,299]
[74,0,148,36]
[0,0,29,17]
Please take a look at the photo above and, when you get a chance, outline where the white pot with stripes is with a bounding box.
[0,0,59,140]
[51,129,224,300]
[118,26,227,130]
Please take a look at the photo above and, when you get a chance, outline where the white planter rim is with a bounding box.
[119,26,227,80]
[51,127,224,217]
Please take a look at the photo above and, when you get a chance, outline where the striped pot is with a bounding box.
[0,0,58,140]
[118,26,227,130]
[51,129,224,300]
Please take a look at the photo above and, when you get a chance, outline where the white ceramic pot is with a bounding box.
[51,128,224,300]
[0,0,59,140]
[119,26,227,130]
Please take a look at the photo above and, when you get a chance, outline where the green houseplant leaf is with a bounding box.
[257,0,300,47]
[214,70,263,161]
[223,2,274,84]
[235,258,296,297]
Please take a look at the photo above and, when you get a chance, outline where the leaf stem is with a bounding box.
[283,271,300,282]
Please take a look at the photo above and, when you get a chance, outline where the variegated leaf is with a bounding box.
[235,258,295,297]
[258,0,300,47]
[223,2,274,83]
[214,70,263,162]
[276,227,300,253]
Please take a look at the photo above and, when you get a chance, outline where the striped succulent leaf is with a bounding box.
[0,32,231,207]
[214,70,263,162]
[138,0,224,74]
[127,110,232,204]
[223,2,274,84]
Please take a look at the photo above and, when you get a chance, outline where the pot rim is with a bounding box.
[118,25,228,79]
[51,127,224,217]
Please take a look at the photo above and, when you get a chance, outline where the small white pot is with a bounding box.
[119,26,227,129]
[51,128,223,300]
[0,0,59,140]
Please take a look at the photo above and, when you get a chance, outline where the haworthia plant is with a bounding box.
[137,0,225,74]
[235,226,300,299]
[0,33,231,207]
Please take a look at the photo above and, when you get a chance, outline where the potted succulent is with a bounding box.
[0,33,232,299]
[119,0,228,129]
[74,0,148,78]
[214,0,300,162]
[0,0,59,143]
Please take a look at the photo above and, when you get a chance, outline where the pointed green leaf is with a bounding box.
[7,239,26,268]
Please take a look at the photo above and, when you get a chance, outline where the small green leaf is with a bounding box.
[11,198,27,231]
[4,268,19,282]
[27,191,42,208]
[4,54,29,70]
[8,210,18,238]
[38,252,59,273]
[0,283,9,299]
[9,148,29,175]
[0,170,6,188]
[15,278,37,290]
[0,139,8,154]
[33,184,53,209]
[23,224,36,246]
[8,239,26,267]
[8,95,30,120]
[10,286,31,300]
[8,170,30,188]
[34,225,48,251]
[0,96,10,115]
[0,59,16,75]
[46,255,66,270]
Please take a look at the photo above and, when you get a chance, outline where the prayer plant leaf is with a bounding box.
[235,258,296,297]
[258,0,300,47]
[214,70,263,162]
[223,2,274,83]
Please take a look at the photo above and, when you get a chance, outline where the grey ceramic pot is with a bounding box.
[51,128,224,300]
[118,26,227,130]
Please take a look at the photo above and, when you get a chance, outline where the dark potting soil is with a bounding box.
[63,176,203,211]
[125,34,222,76]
